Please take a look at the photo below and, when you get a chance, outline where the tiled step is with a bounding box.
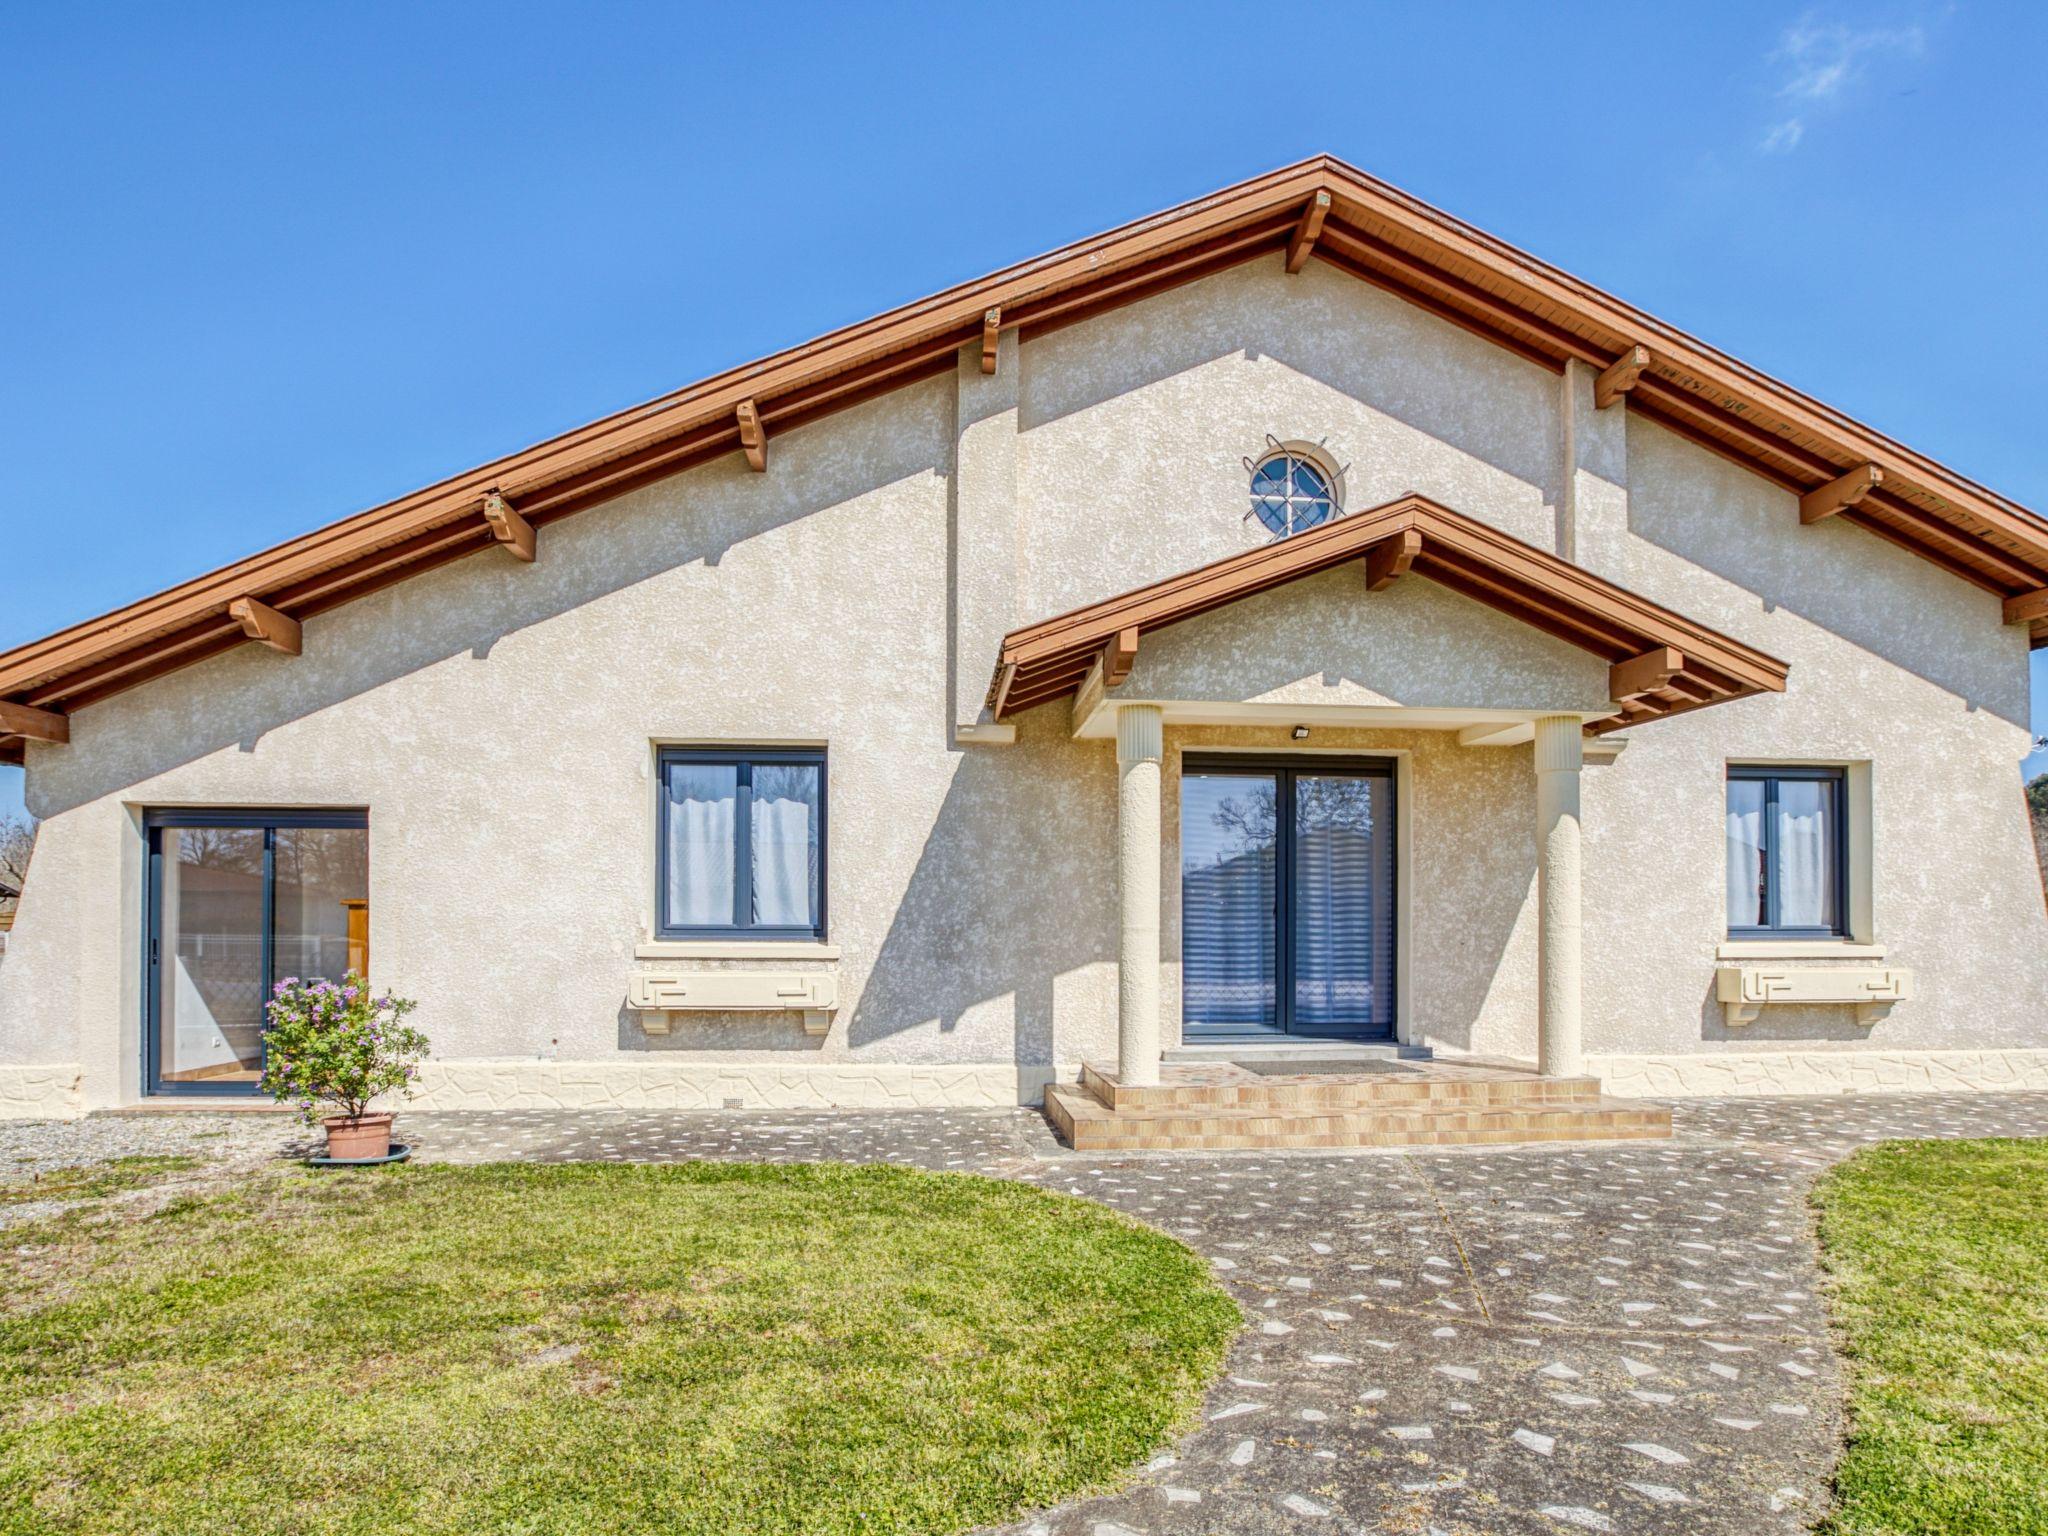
[1079,1059,1605,1113]
[1044,1083,1672,1152]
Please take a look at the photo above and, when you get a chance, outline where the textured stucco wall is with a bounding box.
[4,248,2044,1113]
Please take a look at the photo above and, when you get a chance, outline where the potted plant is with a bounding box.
[261,973,428,1161]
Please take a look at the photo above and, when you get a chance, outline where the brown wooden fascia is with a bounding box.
[1364,529,1421,591]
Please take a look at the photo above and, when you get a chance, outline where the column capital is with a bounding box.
[1532,714,1584,775]
[1115,702,1163,765]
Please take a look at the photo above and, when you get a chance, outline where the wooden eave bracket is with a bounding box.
[980,307,1002,374]
[227,596,302,656]
[0,699,68,745]
[1365,529,1422,591]
[1594,345,1650,409]
[737,400,767,472]
[482,491,537,562]
[1285,190,1331,274]
[2004,587,2048,626]
[1102,626,1139,687]
[1609,645,1684,703]
[1799,464,1884,524]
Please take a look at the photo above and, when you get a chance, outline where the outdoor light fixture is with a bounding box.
[1292,725,1311,740]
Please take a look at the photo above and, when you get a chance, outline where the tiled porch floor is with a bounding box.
[15,1090,2048,1532]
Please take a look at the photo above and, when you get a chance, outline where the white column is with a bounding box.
[1115,703,1164,1086]
[1533,715,1584,1078]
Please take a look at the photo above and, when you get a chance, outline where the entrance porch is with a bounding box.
[989,494,1791,1148]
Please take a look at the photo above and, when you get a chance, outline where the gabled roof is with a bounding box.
[991,494,1791,736]
[2,155,2041,761]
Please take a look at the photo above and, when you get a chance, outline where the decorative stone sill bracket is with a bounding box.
[627,970,839,1037]
[1714,966,1913,1029]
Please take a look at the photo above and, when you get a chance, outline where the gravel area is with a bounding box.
[0,1113,306,1228]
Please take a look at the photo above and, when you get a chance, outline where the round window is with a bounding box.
[1249,453,1336,537]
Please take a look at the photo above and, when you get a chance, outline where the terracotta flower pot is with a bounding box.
[323,1112,395,1161]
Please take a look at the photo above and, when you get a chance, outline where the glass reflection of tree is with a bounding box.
[1210,776,1379,849]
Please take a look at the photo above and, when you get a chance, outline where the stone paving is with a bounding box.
[12,1090,2048,1532]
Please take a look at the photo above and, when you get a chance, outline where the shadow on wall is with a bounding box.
[28,382,954,819]
[1018,257,1560,512]
[1625,420,2026,727]
[847,709,1118,1069]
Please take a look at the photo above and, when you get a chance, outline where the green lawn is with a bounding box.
[0,1161,1237,1536]
[0,1155,197,1207]
[1814,1139,2048,1535]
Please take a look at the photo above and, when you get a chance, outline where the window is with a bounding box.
[1725,766,1846,937]
[144,808,369,1096]
[1248,452,1336,538]
[657,748,825,939]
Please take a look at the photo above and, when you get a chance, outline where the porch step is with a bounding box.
[1079,1058,1605,1113]
[1045,1083,1672,1152]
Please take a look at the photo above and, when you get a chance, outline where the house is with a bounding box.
[2,157,2045,1130]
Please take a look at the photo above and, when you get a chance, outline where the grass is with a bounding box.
[1814,1139,2048,1535]
[0,1161,1237,1536]
[0,1156,198,1207]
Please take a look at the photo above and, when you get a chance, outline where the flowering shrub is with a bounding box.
[261,973,428,1123]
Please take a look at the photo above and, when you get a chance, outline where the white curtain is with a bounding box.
[751,792,814,927]
[1725,794,1764,927]
[1776,789,1833,928]
[667,790,735,928]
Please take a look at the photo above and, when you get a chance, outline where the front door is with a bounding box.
[1180,756,1396,1041]
[144,809,369,1095]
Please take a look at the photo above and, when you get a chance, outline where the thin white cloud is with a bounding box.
[1759,15,1928,152]
[1760,119,1806,155]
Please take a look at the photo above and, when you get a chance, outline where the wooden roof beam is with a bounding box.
[1610,645,1685,703]
[2004,588,2048,626]
[482,491,536,562]
[737,400,767,472]
[1102,626,1139,688]
[1364,529,1422,591]
[981,308,1002,374]
[1286,190,1331,274]
[0,700,68,744]
[1595,345,1650,409]
[1800,464,1885,524]
[226,597,302,656]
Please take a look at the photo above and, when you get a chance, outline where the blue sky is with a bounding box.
[4,1,2045,822]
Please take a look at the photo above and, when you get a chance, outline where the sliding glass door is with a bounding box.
[1180,757,1395,1041]
[145,810,368,1095]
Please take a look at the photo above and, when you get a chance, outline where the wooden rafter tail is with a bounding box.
[1102,626,1139,688]
[1285,190,1331,274]
[226,597,302,656]
[980,308,1002,374]
[482,491,536,562]
[1609,646,1684,703]
[1364,529,1422,591]
[1594,345,1650,409]
[0,699,68,744]
[2004,587,2048,626]
[1800,464,1885,524]
[736,399,767,472]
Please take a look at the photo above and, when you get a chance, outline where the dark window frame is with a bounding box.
[655,747,828,941]
[141,807,370,1099]
[1726,765,1849,940]
[1180,752,1398,1041]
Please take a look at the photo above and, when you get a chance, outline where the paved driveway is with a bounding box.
[14,1090,2048,1533]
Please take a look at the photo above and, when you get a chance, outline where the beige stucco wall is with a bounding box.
[4,249,2044,1114]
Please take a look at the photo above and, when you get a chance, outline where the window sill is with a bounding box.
[634,940,840,961]
[1716,940,1886,961]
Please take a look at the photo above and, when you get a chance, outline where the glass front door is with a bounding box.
[1180,757,1395,1041]
[145,810,368,1095]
